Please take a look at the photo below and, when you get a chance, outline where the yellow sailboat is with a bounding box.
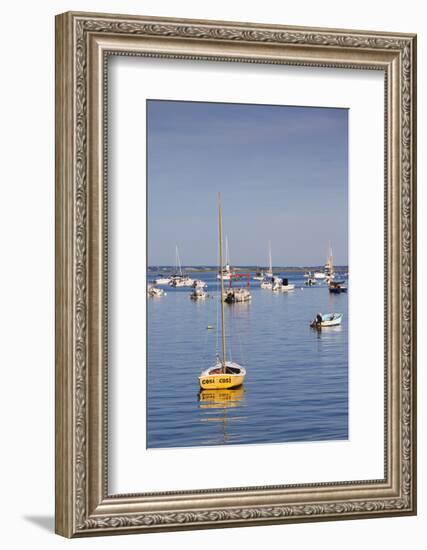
[199,194,246,390]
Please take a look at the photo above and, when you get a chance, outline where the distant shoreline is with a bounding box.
[148,266,348,273]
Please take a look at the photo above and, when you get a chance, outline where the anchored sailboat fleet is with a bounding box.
[148,225,346,344]
[260,241,274,289]
[199,194,246,390]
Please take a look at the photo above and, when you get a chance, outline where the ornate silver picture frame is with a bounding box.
[55,11,417,537]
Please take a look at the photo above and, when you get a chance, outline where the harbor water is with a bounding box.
[147,271,348,448]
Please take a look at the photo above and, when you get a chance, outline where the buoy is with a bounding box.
[207,325,213,330]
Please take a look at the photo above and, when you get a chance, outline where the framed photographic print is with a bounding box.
[55,11,417,537]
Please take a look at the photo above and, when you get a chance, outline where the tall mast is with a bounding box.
[175,244,182,276]
[225,236,229,268]
[218,193,227,373]
[326,241,333,272]
[268,240,272,274]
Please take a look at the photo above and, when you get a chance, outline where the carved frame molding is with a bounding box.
[55,12,416,537]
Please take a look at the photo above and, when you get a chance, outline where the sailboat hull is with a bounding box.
[199,362,246,390]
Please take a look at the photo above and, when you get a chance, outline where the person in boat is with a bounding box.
[316,313,322,325]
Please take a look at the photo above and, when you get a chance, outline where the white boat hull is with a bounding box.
[273,283,295,292]
[260,281,273,289]
[154,277,171,285]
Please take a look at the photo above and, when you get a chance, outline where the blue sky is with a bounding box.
[147,100,348,266]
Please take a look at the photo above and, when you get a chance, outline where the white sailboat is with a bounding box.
[153,276,171,285]
[266,240,273,278]
[260,241,274,289]
[324,242,335,281]
[314,243,335,281]
[253,268,265,281]
[217,236,233,280]
[169,245,194,287]
[199,194,246,390]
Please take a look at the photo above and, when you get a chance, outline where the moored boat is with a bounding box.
[265,241,273,278]
[190,287,207,300]
[169,245,194,287]
[199,193,246,391]
[223,273,252,303]
[329,280,348,293]
[153,275,171,285]
[192,279,207,288]
[272,277,295,292]
[260,278,274,289]
[217,237,234,280]
[310,312,343,328]
[253,268,265,281]
[147,285,166,297]
[324,242,335,281]
[199,361,246,390]
[223,287,252,303]
[170,276,194,287]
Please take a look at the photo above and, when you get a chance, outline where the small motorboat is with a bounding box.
[260,278,274,289]
[261,272,279,290]
[272,277,295,292]
[310,312,343,328]
[223,287,252,303]
[192,279,207,288]
[190,287,207,300]
[147,285,166,297]
[329,280,348,293]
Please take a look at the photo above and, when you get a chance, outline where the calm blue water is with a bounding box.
[147,271,348,448]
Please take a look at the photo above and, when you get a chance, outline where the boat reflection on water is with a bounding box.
[198,386,245,409]
[198,387,246,445]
